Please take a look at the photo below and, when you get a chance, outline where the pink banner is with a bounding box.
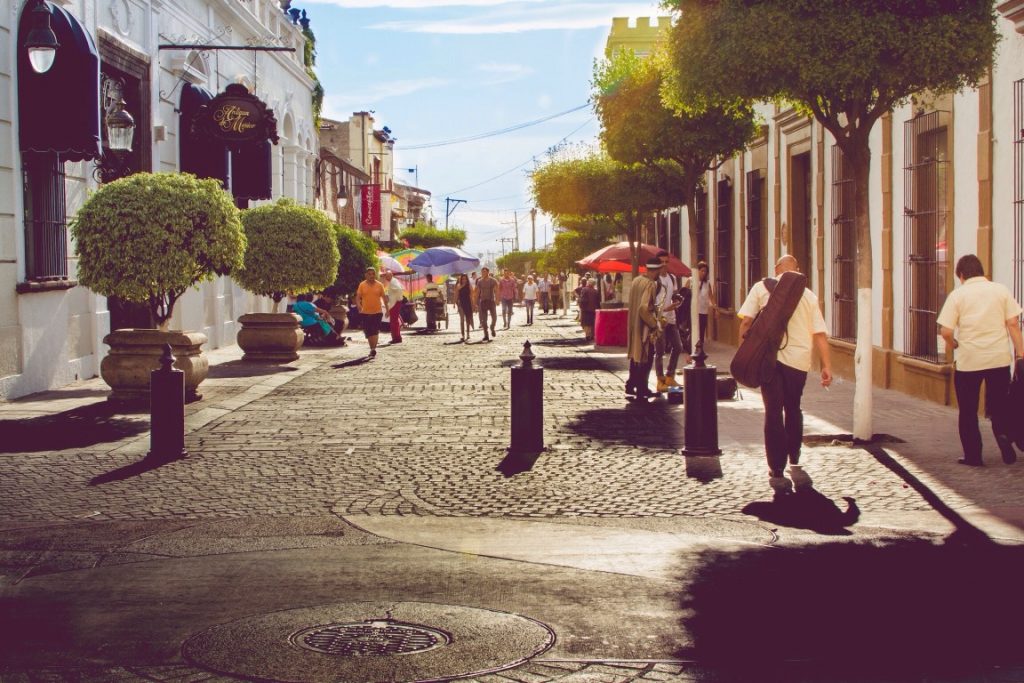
[361,184,381,231]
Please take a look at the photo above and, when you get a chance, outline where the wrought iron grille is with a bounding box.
[745,170,765,286]
[831,146,857,342]
[22,153,68,282]
[694,189,708,263]
[715,179,733,308]
[903,112,950,363]
[1014,79,1024,325]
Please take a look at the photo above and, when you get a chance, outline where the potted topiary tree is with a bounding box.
[234,198,340,362]
[72,172,245,403]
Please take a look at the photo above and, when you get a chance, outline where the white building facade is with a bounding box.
[1,0,318,399]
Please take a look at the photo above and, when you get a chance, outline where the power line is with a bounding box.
[400,103,590,150]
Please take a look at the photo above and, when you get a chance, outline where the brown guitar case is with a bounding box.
[730,271,808,388]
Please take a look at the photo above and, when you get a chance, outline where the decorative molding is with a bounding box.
[997,0,1024,33]
[17,280,78,294]
[775,108,812,136]
[109,0,134,37]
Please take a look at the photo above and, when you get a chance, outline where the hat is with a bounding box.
[645,257,665,270]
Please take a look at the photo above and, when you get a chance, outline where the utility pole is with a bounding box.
[498,237,515,256]
[530,207,537,252]
[501,212,520,251]
[445,197,466,231]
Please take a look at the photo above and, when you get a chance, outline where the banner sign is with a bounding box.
[193,83,279,148]
[361,184,381,231]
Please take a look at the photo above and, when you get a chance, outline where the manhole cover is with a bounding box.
[292,620,449,657]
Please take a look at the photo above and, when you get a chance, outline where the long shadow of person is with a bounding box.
[741,488,860,536]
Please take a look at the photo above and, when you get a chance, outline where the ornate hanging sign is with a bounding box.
[192,83,279,146]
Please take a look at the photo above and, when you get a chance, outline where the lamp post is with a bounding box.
[24,0,59,74]
[402,166,418,187]
[93,91,136,183]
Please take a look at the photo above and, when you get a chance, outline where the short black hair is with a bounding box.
[697,261,708,270]
[955,254,984,280]
[656,249,669,258]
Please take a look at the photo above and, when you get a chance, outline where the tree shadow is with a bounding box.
[674,534,1024,679]
[741,488,860,536]
[0,403,148,453]
[566,406,684,449]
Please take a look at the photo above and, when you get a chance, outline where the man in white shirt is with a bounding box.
[382,271,406,344]
[653,249,688,392]
[538,276,551,314]
[937,254,1024,466]
[423,273,444,333]
[738,255,832,497]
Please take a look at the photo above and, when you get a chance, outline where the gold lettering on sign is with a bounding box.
[213,105,257,134]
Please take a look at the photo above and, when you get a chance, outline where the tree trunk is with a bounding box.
[272,298,281,314]
[850,139,873,442]
[628,211,641,278]
[158,319,171,332]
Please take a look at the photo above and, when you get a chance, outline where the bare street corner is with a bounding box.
[2,307,1023,683]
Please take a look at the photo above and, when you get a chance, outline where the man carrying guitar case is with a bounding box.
[735,255,833,498]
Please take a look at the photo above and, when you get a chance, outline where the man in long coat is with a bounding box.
[625,258,663,400]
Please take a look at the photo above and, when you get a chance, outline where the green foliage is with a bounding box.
[333,224,378,298]
[496,250,546,275]
[236,198,339,303]
[538,217,621,273]
[71,172,244,327]
[664,0,999,147]
[593,48,756,185]
[302,25,324,129]
[400,222,467,248]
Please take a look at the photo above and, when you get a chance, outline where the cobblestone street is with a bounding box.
[2,306,1023,682]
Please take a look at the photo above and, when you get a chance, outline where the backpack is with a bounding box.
[730,271,808,388]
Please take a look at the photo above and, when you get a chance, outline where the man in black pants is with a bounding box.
[737,255,832,498]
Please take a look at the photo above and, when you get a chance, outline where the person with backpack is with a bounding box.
[653,249,688,392]
[737,255,832,499]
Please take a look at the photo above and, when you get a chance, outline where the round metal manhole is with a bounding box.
[291,620,449,657]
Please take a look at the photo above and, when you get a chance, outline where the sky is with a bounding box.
[304,0,665,262]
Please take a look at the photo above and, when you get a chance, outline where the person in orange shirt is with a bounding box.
[356,267,389,358]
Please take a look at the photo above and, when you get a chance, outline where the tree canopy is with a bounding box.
[332,225,378,298]
[496,250,546,275]
[538,217,621,274]
[71,172,244,328]
[400,222,467,249]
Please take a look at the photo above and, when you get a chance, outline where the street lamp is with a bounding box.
[105,98,135,151]
[24,0,60,74]
[336,184,348,209]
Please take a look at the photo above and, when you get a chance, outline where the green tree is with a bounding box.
[333,224,378,298]
[496,250,546,274]
[537,216,621,274]
[71,172,244,329]
[235,198,339,310]
[665,0,999,439]
[532,152,688,275]
[400,222,467,249]
[593,48,756,268]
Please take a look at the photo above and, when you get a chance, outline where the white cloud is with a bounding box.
[476,62,534,84]
[323,77,452,114]
[370,3,662,34]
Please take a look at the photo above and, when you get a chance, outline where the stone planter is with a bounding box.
[237,312,304,363]
[101,329,209,404]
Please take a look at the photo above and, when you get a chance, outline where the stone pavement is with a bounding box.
[1,305,1023,682]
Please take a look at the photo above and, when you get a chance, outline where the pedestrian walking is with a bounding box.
[577,278,600,341]
[737,255,832,498]
[695,261,716,350]
[382,271,405,344]
[499,270,518,329]
[522,275,538,325]
[937,254,1024,466]
[475,267,499,341]
[625,259,662,401]
[454,274,475,342]
[654,250,687,392]
[356,267,389,358]
[549,273,563,316]
[538,275,551,314]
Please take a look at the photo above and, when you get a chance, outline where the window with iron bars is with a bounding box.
[831,146,857,342]
[903,112,951,362]
[22,153,68,282]
[746,170,766,286]
[694,189,708,263]
[715,179,733,308]
[1014,78,1024,327]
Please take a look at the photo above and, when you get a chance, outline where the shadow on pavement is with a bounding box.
[89,454,184,485]
[531,337,589,348]
[496,449,542,477]
[0,403,148,453]
[332,357,374,369]
[6,387,110,403]
[674,533,1024,679]
[206,362,298,379]
[567,405,684,448]
[684,455,723,482]
[741,489,860,536]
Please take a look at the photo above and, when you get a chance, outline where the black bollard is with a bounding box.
[681,342,722,456]
[510,341,544,453]
[148,344,188,461]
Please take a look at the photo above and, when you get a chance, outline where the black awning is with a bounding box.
[231,140,272,202]
[180,83,229,186]
[17,2,101,162]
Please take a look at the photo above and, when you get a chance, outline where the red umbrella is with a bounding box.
[577,241,691,276]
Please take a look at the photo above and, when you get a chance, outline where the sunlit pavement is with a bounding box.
[1,305,1022,682]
